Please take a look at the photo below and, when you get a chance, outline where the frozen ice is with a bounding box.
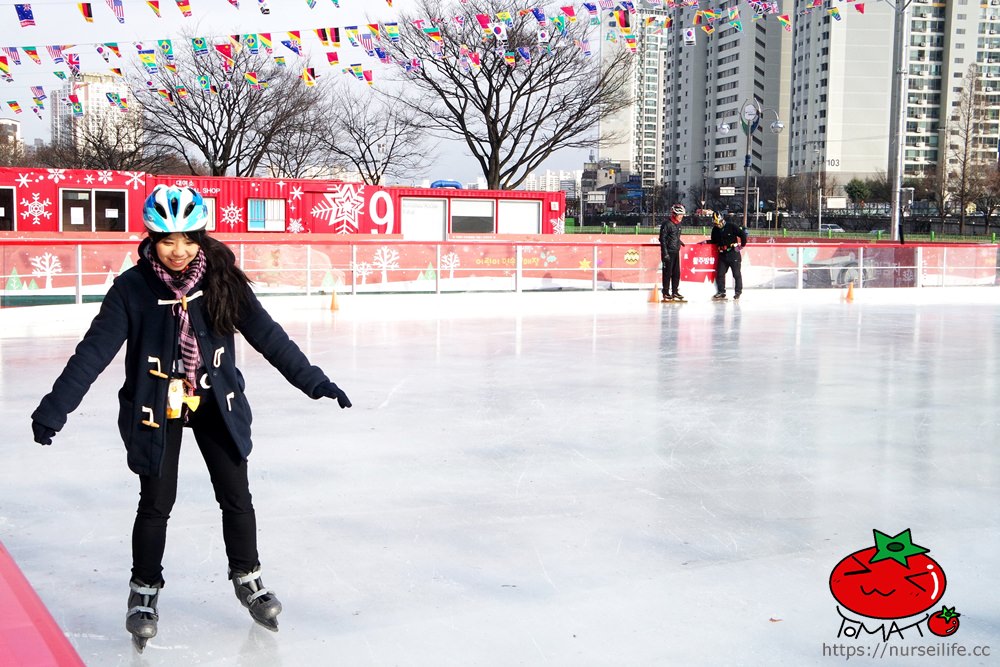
[2,286,999,665]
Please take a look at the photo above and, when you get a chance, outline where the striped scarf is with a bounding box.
[144,242,206,395]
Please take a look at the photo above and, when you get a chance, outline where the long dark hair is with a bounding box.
[148,232,253,336]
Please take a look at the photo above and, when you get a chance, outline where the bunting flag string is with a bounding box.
[0,0,877,117]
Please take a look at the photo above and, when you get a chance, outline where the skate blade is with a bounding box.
[132,635,149,653]
[253,616,279,632]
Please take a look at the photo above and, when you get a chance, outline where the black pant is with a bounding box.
[131,390,258,584]
[716,250,743,295]
[661,250,680,295]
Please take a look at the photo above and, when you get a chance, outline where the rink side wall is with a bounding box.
[0,234,997,307]
[0,540,85,666]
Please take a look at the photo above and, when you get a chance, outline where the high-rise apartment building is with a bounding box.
[0,117,21,147]
[600,2,790,208]
[51,74,135,150]
[599,0,999,209]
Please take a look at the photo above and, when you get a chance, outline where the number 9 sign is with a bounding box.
[367,189,395,234]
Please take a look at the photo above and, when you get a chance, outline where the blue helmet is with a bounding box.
[143,185,208,233]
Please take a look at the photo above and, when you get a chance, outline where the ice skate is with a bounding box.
[712,292,727,300]
[230,567,282,631]
[671,293,686,302]
[125,578,162,653]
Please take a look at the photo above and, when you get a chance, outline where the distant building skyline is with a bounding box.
[597,0,1000,209]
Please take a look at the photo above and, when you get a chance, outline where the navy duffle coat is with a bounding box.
[32,240,330,477]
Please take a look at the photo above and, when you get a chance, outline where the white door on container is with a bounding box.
[400,197,447,241]
[497,200,542,234]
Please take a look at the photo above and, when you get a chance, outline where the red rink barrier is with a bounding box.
[0,541,84,667]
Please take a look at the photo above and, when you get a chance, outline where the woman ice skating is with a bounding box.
[30,184,352,651]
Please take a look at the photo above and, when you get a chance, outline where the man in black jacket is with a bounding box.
[707,212,748,300]
[659,203,686,301]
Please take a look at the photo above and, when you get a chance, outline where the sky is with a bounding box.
[0,0,586,182]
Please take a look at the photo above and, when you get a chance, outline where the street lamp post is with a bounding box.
[731,99,784,229]
[815,148,823,230]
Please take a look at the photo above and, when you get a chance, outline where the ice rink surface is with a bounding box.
[2,285,999,666]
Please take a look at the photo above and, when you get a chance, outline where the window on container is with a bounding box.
[451,199,495,234]
[202,197,217,231]
[247,198,285,232]
[498,200,542,234]
[61,190,92,231]
[93,190,126,232]
[0,187,13,231]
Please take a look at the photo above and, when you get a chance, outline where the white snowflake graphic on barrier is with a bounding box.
[310,184,365,234]
[371,246,399,283]
[20,193,52,225]
[30,251,63,289]
[550,216,566,235]
[96,170,114,184]
[46,169,67,183]
[441,252,460,279]
[219,203,243,229]
[288,218,304,233]
[122,171,145,190]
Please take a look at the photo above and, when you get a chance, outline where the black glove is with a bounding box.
[32,420,57,446]
[315,381,352,409]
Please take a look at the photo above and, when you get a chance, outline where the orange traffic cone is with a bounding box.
[329,291,339,311]
[845,281,854,303]
[649,285,661,303]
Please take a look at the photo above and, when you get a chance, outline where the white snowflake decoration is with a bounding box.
[83,174,95,184]
[550,215,566,235]
[20,193,52,225]
[310,184,365,234]
[288,218,304,233]
[46,169,67,183]
[16,173,31,188]
[289,185,303,200]
[96,170,114,184]
[219,203,243,229]
[122,171,145,190]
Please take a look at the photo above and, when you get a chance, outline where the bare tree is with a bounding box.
[34,112,183,172]
[259,100,339,179]
[318,84,432,185]
[381,0,634,190]
[973,163,1000,230]
[0,133,25,167]
[945,64,990,234]
[136,36,321,176]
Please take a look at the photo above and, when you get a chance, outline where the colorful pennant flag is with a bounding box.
[46,45,64,64]
[175,0,192,16]
[147,1,160,17]
[15,4,36,27]
[78,2,94,22]
[191,37,208,56]
[326,51,339,66]
[23,46,40,64]
[1,47,21,66]
[7,101,22,114]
